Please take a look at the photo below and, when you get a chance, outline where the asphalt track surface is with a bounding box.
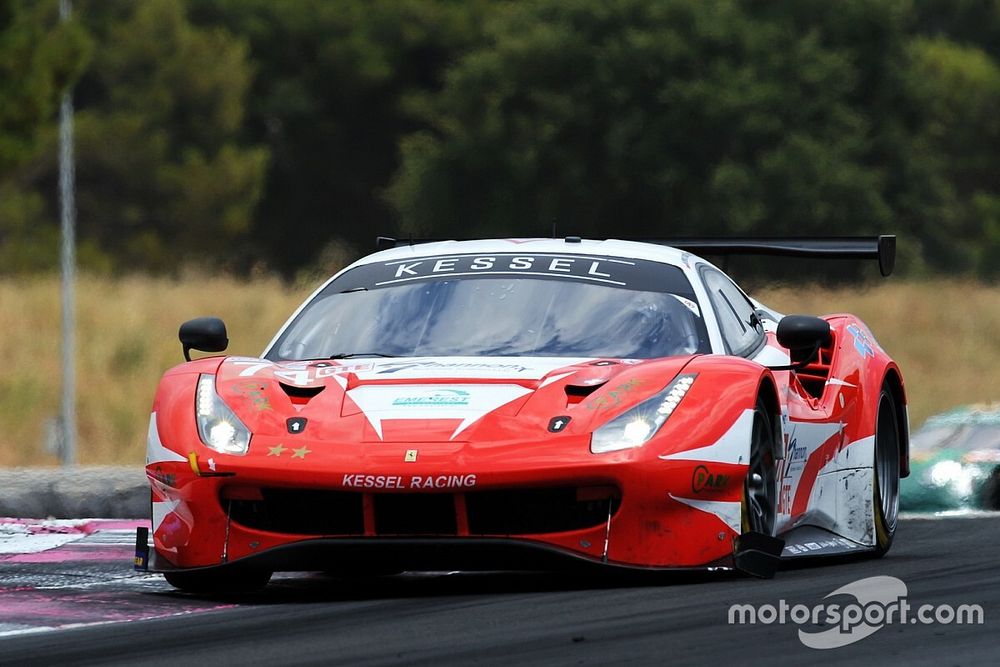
[0,516,995,666]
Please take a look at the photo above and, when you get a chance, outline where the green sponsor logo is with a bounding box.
[393,389,471,407]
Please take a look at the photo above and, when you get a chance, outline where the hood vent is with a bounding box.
[564,381,607,406]
[279,382,325,405]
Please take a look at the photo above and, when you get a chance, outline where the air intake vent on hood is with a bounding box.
[564,381,606,406]
[279,382,325,405]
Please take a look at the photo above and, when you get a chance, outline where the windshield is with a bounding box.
[268,257,709,360]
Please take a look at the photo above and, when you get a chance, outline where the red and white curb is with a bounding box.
[0,518,146,557]
[0,518,241,638]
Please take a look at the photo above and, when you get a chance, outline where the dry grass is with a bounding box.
[0,275,995,466]
[0,274,311,466]
[757,280,1000,431]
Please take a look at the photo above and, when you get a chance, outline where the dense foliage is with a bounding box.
[2,0,1000,276]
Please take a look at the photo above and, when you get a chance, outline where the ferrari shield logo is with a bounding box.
[404,449,418,462]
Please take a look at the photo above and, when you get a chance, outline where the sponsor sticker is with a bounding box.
[846,324,875,358]
[149,466,176,488]
[378,254,628,286]
[584,377,646,410]
[783,537,860,555]
[691,464,730,493]
[341,474,478,490]
[375,361,530,375]
[232,381,272,410]
[392,389,471,407]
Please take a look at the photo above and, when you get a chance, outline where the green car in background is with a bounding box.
[901,405,1000,512]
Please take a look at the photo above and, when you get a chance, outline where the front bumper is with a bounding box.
[147,446,749,573]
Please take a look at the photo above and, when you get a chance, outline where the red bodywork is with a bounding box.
[146,315,904,573]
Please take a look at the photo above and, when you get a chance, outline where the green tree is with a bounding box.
[187,0,491,274]
[908,37,1000,275]
[0,0,91,174]
[0,0,91,271]
[387,0,934,275]
[2,0,268,273]
[911,0,1000,61]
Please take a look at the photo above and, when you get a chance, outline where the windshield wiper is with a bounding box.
[328,352,399,359]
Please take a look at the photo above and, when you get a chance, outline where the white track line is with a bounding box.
[900,509,1000,520]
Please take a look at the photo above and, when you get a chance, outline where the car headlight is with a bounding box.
[590,374,696,454]
[926,459,984,499]
[195,374,251,455]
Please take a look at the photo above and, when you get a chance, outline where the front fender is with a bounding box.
[652,355,778,465]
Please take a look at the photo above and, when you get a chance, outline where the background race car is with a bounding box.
[901,404,1000,512]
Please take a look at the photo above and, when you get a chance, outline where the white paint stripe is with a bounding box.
[0,604,230,639]
[669,494,742,533]
[899,510,1000,520]
[0,626,52,639]
[820,434,873,472]
[539,371,575,388]
[346,383,535,441]
[75,530,140,546]
[0,526,84,554]
[659,409,753,465]
[145,412,186,465]
[752,345,790,366]
[0,521,142,554]
[152,500,180,533]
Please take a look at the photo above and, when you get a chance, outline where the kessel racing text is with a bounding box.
[342,474,478,489]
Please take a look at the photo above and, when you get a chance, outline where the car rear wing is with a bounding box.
[376,235,896,276]
[644,236,895,277]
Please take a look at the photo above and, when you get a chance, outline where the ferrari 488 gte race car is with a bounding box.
[139,236,908,591]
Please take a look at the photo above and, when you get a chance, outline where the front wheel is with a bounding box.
[872,387,901,556]
[743,397,778,536]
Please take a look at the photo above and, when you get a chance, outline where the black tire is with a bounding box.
[164,567,272,594]
[742,397,779,536]
[873,387,901,556]
[978,468,1000,510]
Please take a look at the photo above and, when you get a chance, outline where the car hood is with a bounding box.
[214,355,696,443]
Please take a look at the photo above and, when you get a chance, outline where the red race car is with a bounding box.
[138,236,907,591]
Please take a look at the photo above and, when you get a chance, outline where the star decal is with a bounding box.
[291,446,311,459]
[268,444,287,457]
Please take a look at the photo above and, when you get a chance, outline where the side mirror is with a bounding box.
[776,315,832,367]
[179,317,228,361]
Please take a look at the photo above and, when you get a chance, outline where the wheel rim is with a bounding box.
[875,393,900,532]
[745,409,777,535]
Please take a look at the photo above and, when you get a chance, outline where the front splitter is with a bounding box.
[145,536,736,576]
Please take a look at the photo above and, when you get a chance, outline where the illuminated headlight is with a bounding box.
[927,460,964,488]
[195,374,251,455]
[926,460,984,498]
[590,374,697,454]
